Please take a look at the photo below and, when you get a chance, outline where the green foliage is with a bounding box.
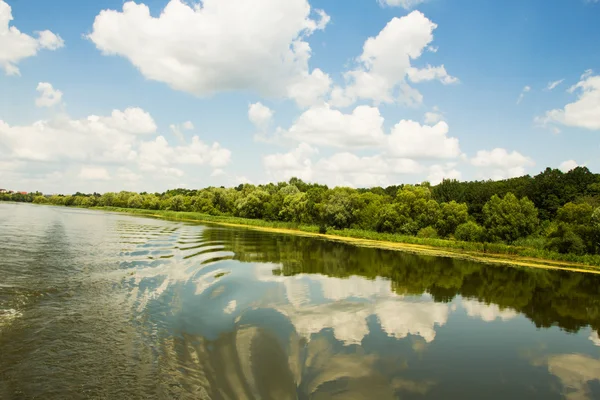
[454,221,485,242]
[417,226,438,239]
[4,168,600,258]
[546,223,587,255]
[33,196,48,204]
[483,193,539,243]
[436,201,468,237]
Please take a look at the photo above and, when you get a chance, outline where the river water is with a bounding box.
[0,203,599,399]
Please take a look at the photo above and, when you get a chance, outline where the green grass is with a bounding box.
[93,206,600,268]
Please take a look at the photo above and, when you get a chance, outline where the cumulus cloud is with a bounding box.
[35,82,63,107]
[546,79,564,91]
[263,143,317,182]
[248,102,274,131]
[538,71,600,130]
[88,0,329,99]
[287,68,332,108]
[78,166,110,181]
[471,148,535,179]
[378,0,427,10]
[263,143,424,188]
[280,105,461,160]
[427,163,461,185]
[388,120,460,159]
[0,100,231,191]
[138,135,231,173]
[516,85,531,105]
[0,107,155,163]
[0,0,64,76]
[407,65,458,85]
[330,11,456,107]
[423,107,444,124]
[558,160,579,172]
[283,104,385,148]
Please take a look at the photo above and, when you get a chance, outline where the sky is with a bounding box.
[1,0,599,194]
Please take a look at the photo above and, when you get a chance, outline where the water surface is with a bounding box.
[1,203,599,399]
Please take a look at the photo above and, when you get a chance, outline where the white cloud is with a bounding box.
[471,148,535,179]
[424,107,443,124]
[407,65,458,85]
[35,82,63,107]
[330,11,455,107]
[0,0,64,76]
[263,142,317,181]
[516,85,531,105]
[546,79,564,91]
[263,143,423,188]
[102,108,157,134]
[116,167,141,182]
[283,104,385,148]
[138,135,231,172]
[427,163,461,185]
[280,105,460,160]
[88,0,329,99]
[0,101,231,192]
[287,68,332,108]
[559,160,579,172]
[78,166,110,181]
[248,102,274,131]
[211,168,225,177]
[170,120,194,142]
[462,300,517,322]
[378,0,427,10]
[388,120,461,159]
[315,153,421,188]
[0,107,155,163]
[539,72,600,130]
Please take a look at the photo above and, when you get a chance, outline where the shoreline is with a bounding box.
[90,206,600,275]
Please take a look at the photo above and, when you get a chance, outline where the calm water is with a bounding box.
[0,203,599,399]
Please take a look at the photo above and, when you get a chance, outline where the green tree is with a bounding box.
[546,223,586,255]
[436,201,469,237]
[455,221,485,242]
[127,194,143,209]
[483,193,539,243]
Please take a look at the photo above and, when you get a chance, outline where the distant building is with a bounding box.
[17,191,28,195]
[0,189,7,194]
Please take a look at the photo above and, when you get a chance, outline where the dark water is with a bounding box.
[0,203,599,399]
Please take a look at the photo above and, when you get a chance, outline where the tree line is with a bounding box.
[2,166,600,256]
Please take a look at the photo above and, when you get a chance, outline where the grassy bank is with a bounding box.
[94,206,600,272]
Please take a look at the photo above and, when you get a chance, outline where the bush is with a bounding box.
[417,226,439,239]
[546,223,586,255]
[318,225,327,234]
[455,221,485,242]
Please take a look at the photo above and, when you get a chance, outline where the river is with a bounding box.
[0,203,599,399]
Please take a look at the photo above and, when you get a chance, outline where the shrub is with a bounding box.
[417,226,438,238]
[455,221,485,242]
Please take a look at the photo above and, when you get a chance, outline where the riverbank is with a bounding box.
[93,206,600,273]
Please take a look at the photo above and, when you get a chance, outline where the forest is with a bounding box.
[2,166,600,260]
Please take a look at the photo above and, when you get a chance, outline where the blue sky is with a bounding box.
[1,0,599,193]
